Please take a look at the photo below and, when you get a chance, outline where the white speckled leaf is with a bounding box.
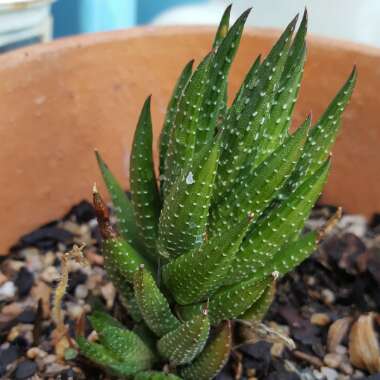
[130,97,161,262]
[158,137,221,259]
[162,213,253,305]
[227,159,330,285]
[157,313,210,365]
[133,266,180,337]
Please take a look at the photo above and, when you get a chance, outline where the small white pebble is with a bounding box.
[74,284,88,300]
[321,366,339,380]
[0,281,16,301]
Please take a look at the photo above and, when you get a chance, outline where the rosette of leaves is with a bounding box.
[76,6,356,379]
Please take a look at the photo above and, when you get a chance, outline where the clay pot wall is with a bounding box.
[0,27,379,253]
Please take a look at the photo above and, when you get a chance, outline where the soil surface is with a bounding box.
[0,201,379,380]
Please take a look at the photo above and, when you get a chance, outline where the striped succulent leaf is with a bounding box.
[162,212,253,305]
[130,97,161,261]
[213,16,298,204]
[157,312,210,365]
[134,265,180,337]
[158,137,221,258]
[95,150,142,250]
[77,314,155,377]
[80,6,356,380]
[180,321,232,380]
[159,60,194,189]
[226,159,330,284]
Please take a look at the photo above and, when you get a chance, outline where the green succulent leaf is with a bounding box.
[164,54,212,193]
[95,151,142,250]
[240,277,276,322]
[103,237,153,284]
[257,11,307,161]
[285,66,357,193]
[196,8,251,151]
[214,16,297,204]
[119,284,144,323]
[210,118,309,235]
[77,337,132,377]
[227,159,330,284]
[212,4,232,49]
[162,213,253,305]
[267,231,318,278]
[87,313,156,371]
[135,371,182,380]
[134,265,181,337]
[158,137,221,258]
[209,275,272,325]
[231,55,261,113]
[159,60,194,188]
[157,312,210,365]
[180,321,232,380]
[130,96,161,261]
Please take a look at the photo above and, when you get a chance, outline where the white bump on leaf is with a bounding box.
[186,171,195,185]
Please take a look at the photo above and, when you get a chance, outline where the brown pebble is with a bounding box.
[293,350,323,368]
[27,347,48,359]
[1,302,23,319]
[0,271,7,285]
[31,281,52,319]
[101,283,116,309]
[271,342,285,358]
[340,360,354,375]
[43,354,58,365]
[40,266,59,283]
[86,250,104,266]
[311,313,331,326]
[324,353,343,368]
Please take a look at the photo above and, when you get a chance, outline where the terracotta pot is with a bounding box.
[0,26,379,254]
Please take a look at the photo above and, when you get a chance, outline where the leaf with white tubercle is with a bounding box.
[214,16,298,204]
[158,135,221,259]
[88,313,155,365]
[231,55,261,114]
[164,54,212,194]
[157,311,210,365]
[134,265,181,337]
[208,275,272,325]
[135,371,183,380]
[240,275,277,321]
[77,313,155,376]
[159,60,194,190]
[95,150,142,251]
[76,338,130,376]
[93,186,153,284]
[130,96,161,262]
[256,11,307,163]
[119,284,143,323]
[209,117,309,235]
[284,66,357,193]
[226,159,330,285]
[196,8,251,150]
[180,321,232,380]
[162,212,254,305]
[212,4,232,49]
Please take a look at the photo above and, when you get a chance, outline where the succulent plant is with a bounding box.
[76,6,356,379]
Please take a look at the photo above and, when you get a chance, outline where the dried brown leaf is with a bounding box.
[349,313,380,373]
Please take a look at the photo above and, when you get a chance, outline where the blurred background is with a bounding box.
[1,0,380,53]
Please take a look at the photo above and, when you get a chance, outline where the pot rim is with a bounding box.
[0,25,379,70]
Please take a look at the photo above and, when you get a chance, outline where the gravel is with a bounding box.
[0,200,379,379]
